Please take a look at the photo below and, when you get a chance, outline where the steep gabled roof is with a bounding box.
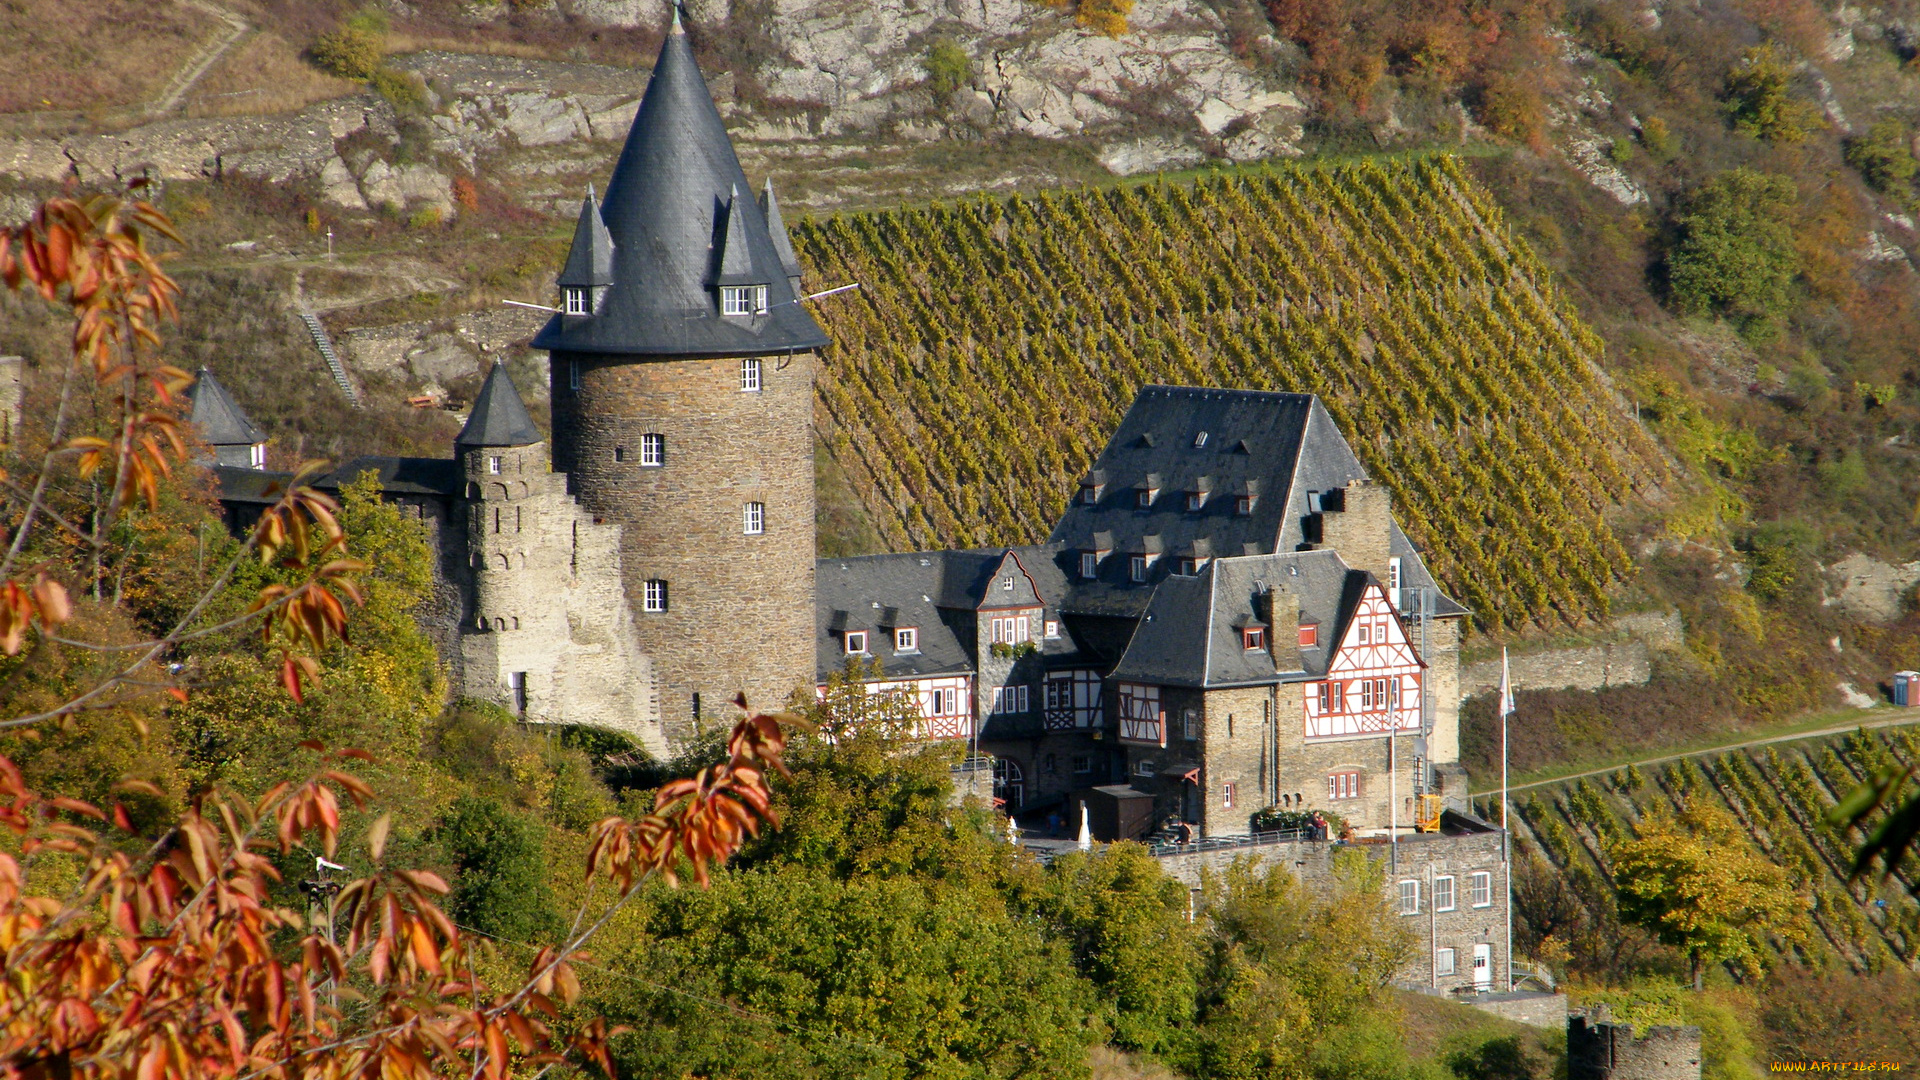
[187,368,265,447]
[556,185,614,288]
[456,362,542,448]
[530,17,827,357]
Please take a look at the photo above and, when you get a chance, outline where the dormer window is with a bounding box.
[1129,555,1149,582]
[1299,623,1319,648]
[564,287,589,315]
[1080,551,1100,579]
[1081,485,1101,505]
[894,627,918,652]
[1243,627,1265,650]
[1236,494,1256,515]
[721,284,769,316]
[1193,431,1208,448]
[844,630,868,655]
[1176,557,1199,577]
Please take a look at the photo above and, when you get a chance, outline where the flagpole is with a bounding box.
[1500,647,1512,993]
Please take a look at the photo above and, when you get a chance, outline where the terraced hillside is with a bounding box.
[1505,726,1920,974]
[794,155,1669,632]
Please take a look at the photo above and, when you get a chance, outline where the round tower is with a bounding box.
[532,13,827,739]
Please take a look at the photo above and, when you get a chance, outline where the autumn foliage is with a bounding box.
[0,187,795,1079]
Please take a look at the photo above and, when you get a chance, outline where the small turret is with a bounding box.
[186,367,267,470]
[557,185,614,317]
[457,361,542,450]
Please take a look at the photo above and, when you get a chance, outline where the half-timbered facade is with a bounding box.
[816,385,1471,835]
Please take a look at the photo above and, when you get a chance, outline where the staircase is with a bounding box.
[297,311,360,406]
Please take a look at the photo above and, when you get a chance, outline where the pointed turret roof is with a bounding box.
[456,362,542,448]
[760,178,803,281]
[187,367,265,447]
[530,15,828,357]
[557,185,614,288]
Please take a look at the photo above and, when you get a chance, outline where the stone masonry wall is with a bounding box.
[456,439,665,752]
[1156,829,1511,990]
[1268,679,1425,833]
[1568,1014,1703,1080]
[552,349,817,741]
[1461,640,1651,697]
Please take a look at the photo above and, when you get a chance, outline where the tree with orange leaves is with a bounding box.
[0,185,798,1080]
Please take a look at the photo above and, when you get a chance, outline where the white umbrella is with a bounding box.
[1076,803,1092,850]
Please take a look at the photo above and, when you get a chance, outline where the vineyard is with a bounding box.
[1503,725,1920,974]
[792,155,1669,631]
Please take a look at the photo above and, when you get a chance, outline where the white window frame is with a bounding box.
[640,433,665,467]
[721,284,769,316]
[1129,555,1148,582]
[1080,552,1100,579]
[1328,770,1360,801]
[739,357,762,392]
[929,687,957,715]
[487,456,501,475]
[564,287,589,315]
[1471,871,1492,908]
[249,443,266,468]
[642,580,668,613]
[1044,620,1060,639]
[1136,488,1155,509]
[1235,495,1255,515]
[1398,879,1420,915]
[743,501,765,535]
[895,627,918,652]
[1434,875,1456,912]
[1436,947,1456,976]
[991,684,1030,715]
[990,614,1032,645]
[844,630,868,655]
[1222,782,1235,809]
[1185,491,1205,512]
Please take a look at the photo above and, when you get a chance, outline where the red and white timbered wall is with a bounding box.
[1303,583,1423,739]
[818,675,976,740]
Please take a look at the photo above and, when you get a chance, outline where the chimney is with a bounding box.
[1265,589,1299,670]
[1319,478,1392,584]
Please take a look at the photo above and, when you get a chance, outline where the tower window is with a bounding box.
[739,358,762,392]
[614,446,627,463]
[721,284,769,316]
[640,433,664,466]
[743,501,764,535]
[508,671,527,715]
[568,359,581,390]
[643,580,668,612]
[564,288,588,315]
[488,456,501,474]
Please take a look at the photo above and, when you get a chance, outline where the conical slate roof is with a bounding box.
[760,178,803,282]
[187,367,265,446]
[557,185,615,288]
[456,361,542,448]
[530,16,828,358]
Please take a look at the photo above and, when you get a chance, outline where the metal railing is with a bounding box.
[1144,827,1321,858]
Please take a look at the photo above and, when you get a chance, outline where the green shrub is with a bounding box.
[1741,519,1815,603]
[369,67,428,111]
[308,26,384,80]
[436,795,565,943]
[1816,447,1868,499]
[1724,43,1821,144]
[1666,168,1799,334]
[924,37,971,99]
[1640,115,1677,161]
[1608,136,1635,165]
[1844,120,1917,194]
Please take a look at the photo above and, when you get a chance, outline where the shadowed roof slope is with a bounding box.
[531,17,828,357]
[187,368,265,447]
[557,185,614,288]
[456,362,542,448]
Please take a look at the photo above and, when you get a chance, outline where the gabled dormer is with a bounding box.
[710,185,770,317]
[557,185,614,317]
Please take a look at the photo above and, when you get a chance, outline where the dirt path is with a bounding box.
[148,0,254,117]
[1503,710,1920,795]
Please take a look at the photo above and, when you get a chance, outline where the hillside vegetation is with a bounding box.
[1503,725,1920,978]
[798,156,1667,632]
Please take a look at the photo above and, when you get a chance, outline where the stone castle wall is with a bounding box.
[1568,1014,1703,1080]
[552,349,818,738]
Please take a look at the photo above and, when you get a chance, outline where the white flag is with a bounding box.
[1499,646,1514,718]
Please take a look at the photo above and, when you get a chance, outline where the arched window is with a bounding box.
[993,757,1025,811]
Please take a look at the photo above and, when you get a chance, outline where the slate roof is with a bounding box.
[1048,386,1368,616]
[530,17,828,358]
[556,186,614,288]
[187,368,265,447]
[814,545,1089,682]
[456,362,542,448]
[1107,550,1366,688]
[214,455,463,507]
[759,179,803,282]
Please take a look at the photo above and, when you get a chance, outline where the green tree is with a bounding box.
[925,38,971,100]
[1666,169,1800,335]
[437,794,567,942]
[1724,43,1820,143]
[1845,119,1917,195]
[1608,801,1808,989]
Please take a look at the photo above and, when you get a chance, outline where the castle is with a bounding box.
[203,13,1511,993]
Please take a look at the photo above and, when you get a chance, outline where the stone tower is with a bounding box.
[457,361,665,752]
[532,13,828,738]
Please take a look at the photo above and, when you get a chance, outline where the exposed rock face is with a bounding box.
[1826,553,1920,622]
